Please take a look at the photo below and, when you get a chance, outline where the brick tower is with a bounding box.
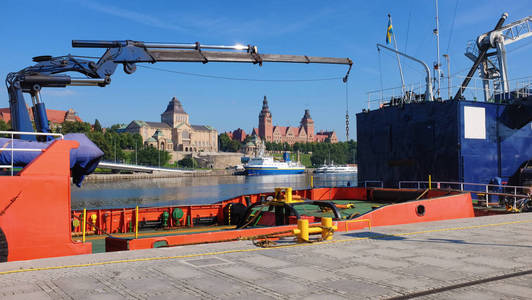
[300,109,314,142]
[258,96,273,142]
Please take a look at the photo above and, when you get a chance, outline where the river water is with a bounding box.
[71,173,357,210]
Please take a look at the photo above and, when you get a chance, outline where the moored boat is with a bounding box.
[245,155,305,175]
[314,164,357,174]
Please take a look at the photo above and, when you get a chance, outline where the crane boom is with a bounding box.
[455,14,532,101]
[7,40,353,140]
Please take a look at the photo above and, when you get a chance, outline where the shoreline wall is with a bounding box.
[84,168,315,182]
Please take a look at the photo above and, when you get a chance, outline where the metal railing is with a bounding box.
[365,76,531,110]
[0,131,63,176]
[398,180,531,208]
[312,178,357,188]
[363,180,384,188]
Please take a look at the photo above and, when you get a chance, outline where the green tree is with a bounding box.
[137,146,170,166]
[93,119,102,132]
[178,156,198,168]
[61,121,91,134]
[0,120,9,131]
[0,120,10,137]
[218,133,241,152]
[109,124,125,132]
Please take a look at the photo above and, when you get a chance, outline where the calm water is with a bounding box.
[71,173,357,210]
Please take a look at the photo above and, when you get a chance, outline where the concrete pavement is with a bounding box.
[0,213,531,299]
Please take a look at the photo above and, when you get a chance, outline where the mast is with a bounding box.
[388,14,406,95]
[377,43,433,101]
[434,0,441,98]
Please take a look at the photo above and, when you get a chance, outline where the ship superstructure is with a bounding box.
[357,13,532,188]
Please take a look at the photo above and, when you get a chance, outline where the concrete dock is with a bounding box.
[1,213,531,299]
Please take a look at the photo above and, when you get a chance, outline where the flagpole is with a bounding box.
[389,14,406,97]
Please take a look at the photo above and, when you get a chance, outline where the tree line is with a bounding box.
[218,133,357,166]
[60,120,173,166]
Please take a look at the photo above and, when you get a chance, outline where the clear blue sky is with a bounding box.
[1,0,530,141]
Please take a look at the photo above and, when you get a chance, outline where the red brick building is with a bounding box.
[227,128,247,142]
[251,96,337,144]
[0,108,82,127]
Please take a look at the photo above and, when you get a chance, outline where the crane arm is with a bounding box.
[478,15,532,48]
[455,14,532,101]
[7,40,353,140]
[454,13,508,101]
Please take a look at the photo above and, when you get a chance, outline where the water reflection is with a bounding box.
[71,173,357,209]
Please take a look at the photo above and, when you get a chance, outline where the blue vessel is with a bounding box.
[245,152,305,175]
[356,13,532,188]
[357,98,532,187]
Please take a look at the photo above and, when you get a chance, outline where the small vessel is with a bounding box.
[244,140,305,175]
[315,163,357,174]
[245,153,305,175]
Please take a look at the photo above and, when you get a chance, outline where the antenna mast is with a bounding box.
[434,0,441,98]
[388,14,406,96]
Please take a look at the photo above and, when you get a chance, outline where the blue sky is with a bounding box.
[1,0,530,141]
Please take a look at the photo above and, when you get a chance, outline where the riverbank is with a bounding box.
[85,169,235,182]
[85,168,316,182]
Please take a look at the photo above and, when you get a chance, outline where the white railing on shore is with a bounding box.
[97,161,196,173]
[365,76,532,110]
[0,131,63,176]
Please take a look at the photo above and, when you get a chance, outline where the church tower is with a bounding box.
[161,97,189,128]
[300,109,314,142]
[258,96,273,142]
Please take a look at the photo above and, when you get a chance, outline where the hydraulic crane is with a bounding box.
[455,13,532,101]
[6,40,353,140]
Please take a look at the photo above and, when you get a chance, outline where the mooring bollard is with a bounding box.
[293,217,337,243]
[321,217,334,241]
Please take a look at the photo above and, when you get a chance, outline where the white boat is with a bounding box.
[245,156,305,175]
[314,164,357,174]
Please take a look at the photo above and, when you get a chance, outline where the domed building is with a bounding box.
[125,97,218,152]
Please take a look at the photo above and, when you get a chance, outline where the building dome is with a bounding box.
[163,97,187,114]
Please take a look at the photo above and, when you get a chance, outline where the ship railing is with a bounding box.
[366,83,427,110]
[398,180,531,208]
[365,76,532,110]
[454,75,532,102]
[0,131,64,176]
[312,178,357,188]
[363,180,384,188]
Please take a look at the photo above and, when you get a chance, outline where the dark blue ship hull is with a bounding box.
[356,97,532,187]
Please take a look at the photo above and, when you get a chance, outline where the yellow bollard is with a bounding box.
[293,219,309,243]
[135,206,139,239]
[310,175,314,188]
[286,187,292,203]
[429,174,432,190]
[90,214,97,231]
[321,217,335,241]
[82,208,86,243]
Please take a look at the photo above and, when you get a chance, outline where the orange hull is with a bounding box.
[103,188,474,251]
[0,140,91,262]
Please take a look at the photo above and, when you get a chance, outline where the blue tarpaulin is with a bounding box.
[0,133,103,187]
